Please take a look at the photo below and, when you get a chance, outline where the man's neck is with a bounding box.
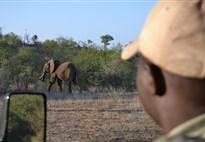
[158,95,205,133]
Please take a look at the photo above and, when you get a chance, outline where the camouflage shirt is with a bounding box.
[154,113,205,142]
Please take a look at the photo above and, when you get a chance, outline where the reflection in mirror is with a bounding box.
[7,94,46,142]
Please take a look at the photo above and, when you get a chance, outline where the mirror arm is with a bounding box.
[0,93,9,142]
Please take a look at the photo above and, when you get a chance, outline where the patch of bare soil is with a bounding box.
[46,94,163,142]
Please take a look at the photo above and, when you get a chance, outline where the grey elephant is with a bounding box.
[39,59,82,94]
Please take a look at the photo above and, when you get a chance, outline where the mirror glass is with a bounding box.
[6,94,46,142]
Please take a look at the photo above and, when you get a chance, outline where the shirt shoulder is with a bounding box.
[154,135,205,142]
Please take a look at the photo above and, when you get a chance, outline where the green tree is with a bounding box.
[87,39,93,45]
[9,47,38,90]
[72,47,103,89]
[100,34,114,50]
[0,27,2,39]
[31,35,38,46]
[4,32,22,47]
[0,34,19,92]
[56,36,80,60]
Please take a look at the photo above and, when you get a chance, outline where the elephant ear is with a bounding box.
[48,59,55,73]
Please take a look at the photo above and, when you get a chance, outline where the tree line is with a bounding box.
[0,31,137,93]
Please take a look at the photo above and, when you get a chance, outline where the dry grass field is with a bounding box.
[46,93,163,142]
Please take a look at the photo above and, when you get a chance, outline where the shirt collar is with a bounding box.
[168,113,205,137]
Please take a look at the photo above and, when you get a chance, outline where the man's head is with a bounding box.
[136,54,205,133]
[121,0,205,133]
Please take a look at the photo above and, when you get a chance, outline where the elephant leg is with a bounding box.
[67,81,72,94]
[48,81,55,92]
[48,74,56,92]
[73,78,82,94]
[57,78,62,92]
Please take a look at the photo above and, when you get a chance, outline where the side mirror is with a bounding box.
[0,92,47,142]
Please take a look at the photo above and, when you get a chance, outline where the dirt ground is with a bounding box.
[46,93,163,142]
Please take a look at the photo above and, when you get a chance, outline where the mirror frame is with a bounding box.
[0,91,47,142]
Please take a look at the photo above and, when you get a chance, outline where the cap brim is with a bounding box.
[121,40,139,60]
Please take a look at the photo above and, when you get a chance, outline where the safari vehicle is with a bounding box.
[0,91,47,142]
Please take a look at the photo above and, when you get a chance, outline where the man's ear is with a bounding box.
[149,64,166,96]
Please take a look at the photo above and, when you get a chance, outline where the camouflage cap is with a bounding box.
[121,0,205,78]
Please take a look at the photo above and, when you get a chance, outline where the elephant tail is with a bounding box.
[67,63,77,82]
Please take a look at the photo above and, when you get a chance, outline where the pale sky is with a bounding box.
[0,0,157,46]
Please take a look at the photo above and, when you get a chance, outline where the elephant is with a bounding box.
[39,59,82,94]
